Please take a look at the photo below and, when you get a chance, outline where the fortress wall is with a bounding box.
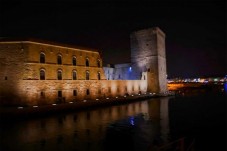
[0,43,28,105]
[26,42,102,67]
[0,27,168,106]
[25,42,105,80]
[0,79,147,106]
[0,42,27,80]
[23,63,105,80]
[0,41,107,105]
[130,27,167,93]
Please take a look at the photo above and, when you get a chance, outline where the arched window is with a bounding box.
[86,89,90,95]
[57,54,62,65]
[97,72,101,80]
[97,59,101,67]
[40,69,45,80]
[57,69,62,80]
[86,70,89,80]
[72,56,77,66]
[73,90,77,96]
[72,70,77,80]
[86,58,89,67]
[40,52,45,63]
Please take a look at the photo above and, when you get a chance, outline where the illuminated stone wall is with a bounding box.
[103,67,114,80]
[0,26,168,106]
[16,80,147,105]
[130,27,167,93]
[104,63,132,80]
[0,42,27,105]
[0,40,147,106]
[24,42,104,80]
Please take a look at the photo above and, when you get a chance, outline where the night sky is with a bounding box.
[0,0,226,78]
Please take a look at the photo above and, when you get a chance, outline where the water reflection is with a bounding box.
[0,97,170,151]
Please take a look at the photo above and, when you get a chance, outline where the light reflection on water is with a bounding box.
[1,92,225,151]
[0,98,170,151]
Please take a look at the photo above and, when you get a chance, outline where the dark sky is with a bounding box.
[0,0,226,78]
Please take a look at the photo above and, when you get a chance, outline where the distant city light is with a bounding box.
[168,76,226,83]
[33,105,38,107]
[17,107,23,109]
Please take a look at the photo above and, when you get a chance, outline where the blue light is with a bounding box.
[129,67,132,72]
[224,83,227,93]
[130,117,134,125]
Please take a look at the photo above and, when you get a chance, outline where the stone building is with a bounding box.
[104,27,167,93]
[0,27,166,106]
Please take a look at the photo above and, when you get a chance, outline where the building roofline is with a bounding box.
[0,37,100,53]
[130,27,166,37]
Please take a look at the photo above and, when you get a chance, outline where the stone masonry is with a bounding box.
[0,27,167,106]
[0,39,147,106]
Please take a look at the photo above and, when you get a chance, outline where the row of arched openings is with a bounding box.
[40,69,101,80]
[40,53,101,67]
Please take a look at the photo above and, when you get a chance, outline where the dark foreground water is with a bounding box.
[0,92,225,151]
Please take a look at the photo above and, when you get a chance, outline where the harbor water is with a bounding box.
[0,91,225,151]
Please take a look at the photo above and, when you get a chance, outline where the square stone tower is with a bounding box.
[130,27,167,93]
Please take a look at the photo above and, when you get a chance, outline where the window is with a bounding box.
[86,70,89,80]
[108,87,111,93]
[86,89,90,95]
[58,70,62,80]
[86,58,89,67]
[72,70,77,80]
[41,91,45,98]
[5,76,7,80]
[97,72,101,80]
[72,56,76,66]
[40,53,45,63]
[40,69,45,80]
[97,59,101,67]
[58,91,62,97]
[73,90,77,96]
[57,54,62,65]
[144,75,146,80]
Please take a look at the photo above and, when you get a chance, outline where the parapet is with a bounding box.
[130,27,165,38]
